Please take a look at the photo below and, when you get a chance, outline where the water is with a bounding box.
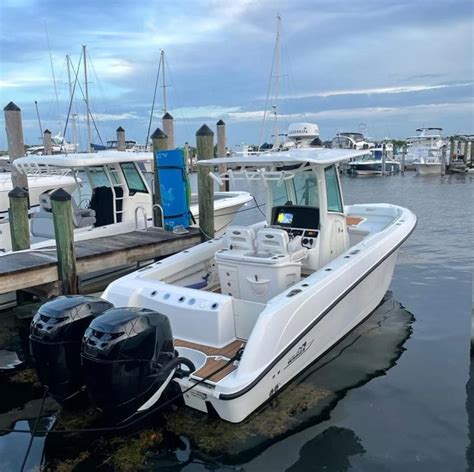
[0,172,472,471]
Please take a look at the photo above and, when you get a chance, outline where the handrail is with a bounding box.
[152,203,165,228]
[134,206,148,231]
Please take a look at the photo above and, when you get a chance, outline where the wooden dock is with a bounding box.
[0,227,201,297]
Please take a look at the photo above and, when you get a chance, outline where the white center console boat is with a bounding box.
[29,148,416,424]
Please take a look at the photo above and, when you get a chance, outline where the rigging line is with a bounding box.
[45,23,61,131]
[62,53,83,152]
[258,14,281,150]
[146,51,162,146]
[34,101,43,141]
[70,55,104,146]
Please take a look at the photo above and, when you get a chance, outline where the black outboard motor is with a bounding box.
[81,307,190,419]
[30,295,114,402]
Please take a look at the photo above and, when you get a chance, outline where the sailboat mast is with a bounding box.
[272,14,281,148]
[66,55,78,153]
[83,45,92,152]
[161,50,167,113]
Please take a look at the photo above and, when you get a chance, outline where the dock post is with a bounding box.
[151,127,168,226]
[381,143,386,176]
[8,187,30,251]
[449,138,456,172]
[4,102,28,189]
[117,126,126,151]
[43,129,52,155]
[196,124,214,241]
[216,119,229,191]
[441,145,447,175]
[51,188,78,294]
[163,113,174,149]
[469,140,474,168]
[401,145,406,174]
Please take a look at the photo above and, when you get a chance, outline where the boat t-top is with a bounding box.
[331,132,375,150]
[2,152,252,253]
[29,147,416,424]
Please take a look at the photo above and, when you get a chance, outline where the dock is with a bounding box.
[0,227,200,298]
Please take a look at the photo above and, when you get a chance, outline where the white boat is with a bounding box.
[0,172,78,220]
[3,152,252,254]
[28,147,416,424]
[25,133,77,155]
[331,132,375,150]
[406,128,445,174]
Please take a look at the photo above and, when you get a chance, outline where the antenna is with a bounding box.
[34,101,43,143]
[66,55,78,153]
[161,50,167,114]
[45,23,61,131]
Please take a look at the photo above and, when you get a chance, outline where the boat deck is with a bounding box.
[175,338,245,383]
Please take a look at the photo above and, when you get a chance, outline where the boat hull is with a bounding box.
[415,163,442,175]
[181,250,399,422]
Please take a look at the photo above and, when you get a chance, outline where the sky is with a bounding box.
[0,0,473,150]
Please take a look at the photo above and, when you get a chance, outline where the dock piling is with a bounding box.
[401,145,406,174]
[51,188,78,294]
[43,129,52,155]
[381,143,386,176]
[441,145,447,175]
[8,187,30,251]
[4,102,28,189]
[196,124,215,241]
[151,128,168,226]
[117,126,126,151]
[162,113,174,149]
[216,119,229,191]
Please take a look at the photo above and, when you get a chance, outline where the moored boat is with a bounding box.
[29,147,416,423]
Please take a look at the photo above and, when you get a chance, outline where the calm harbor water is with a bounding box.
[0,171,472,471]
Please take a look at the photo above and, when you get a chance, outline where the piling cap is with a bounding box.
[216,119,225,126]
[162,112,173,120]
[51,188,71,202]
[150,128,168,140]
[8,186,28,198]
[4,101,20,112]
[116,126,125,132]
[44,129,51,135]
[196,124,214,137]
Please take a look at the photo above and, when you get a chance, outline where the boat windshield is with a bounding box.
[269,170,319,208]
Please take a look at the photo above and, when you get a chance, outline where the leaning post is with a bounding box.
[8,187,30,251]
[216,119,229,191]
[196,124,215,241]
[4,102,28,189]
[151,128,168,226]
[51,188,78,295]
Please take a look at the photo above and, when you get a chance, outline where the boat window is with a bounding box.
[89,167,111,188]
[324,165,343,213]
[270,180,290,207]
[291,171,319,207]
[120,163,147,194]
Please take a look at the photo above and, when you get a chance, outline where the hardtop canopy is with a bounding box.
[198,148,368,168]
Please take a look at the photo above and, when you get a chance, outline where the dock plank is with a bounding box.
[0,227,201,295]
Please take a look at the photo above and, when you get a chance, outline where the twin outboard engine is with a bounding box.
[81,307,183,417]
[30,295,113,402]
[31,296,194,419]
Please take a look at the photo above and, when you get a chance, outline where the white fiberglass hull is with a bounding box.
[415,163,442,175]
[103,203,416,423]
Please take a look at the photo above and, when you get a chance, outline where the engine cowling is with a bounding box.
[30,295,113,402]
[81,307,182,418]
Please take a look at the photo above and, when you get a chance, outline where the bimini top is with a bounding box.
[198,148,368,168]
[14,151,152,173]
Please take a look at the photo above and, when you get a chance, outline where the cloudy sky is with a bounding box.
[1,0,472,150]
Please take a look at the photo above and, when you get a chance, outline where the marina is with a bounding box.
[0,2,472,471]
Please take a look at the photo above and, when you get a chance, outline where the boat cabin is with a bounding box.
[13,152,152,240]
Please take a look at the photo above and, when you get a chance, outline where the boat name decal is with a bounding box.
[285,339,314,369]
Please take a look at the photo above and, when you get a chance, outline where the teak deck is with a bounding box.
[175,338,245,383]
[0,227,201,296]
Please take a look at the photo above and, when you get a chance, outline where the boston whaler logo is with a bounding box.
[285,339,314,369]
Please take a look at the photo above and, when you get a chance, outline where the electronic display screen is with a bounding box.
[277,211,293,225]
